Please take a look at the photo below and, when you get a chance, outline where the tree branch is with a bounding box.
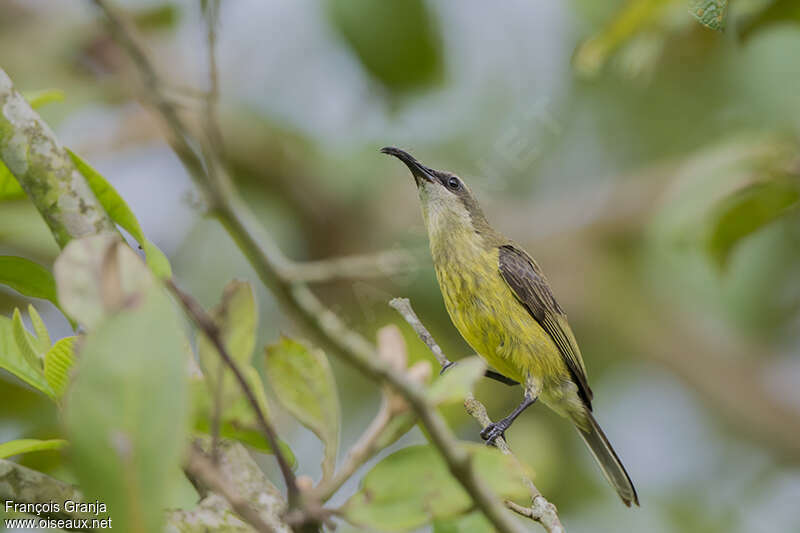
[389,297,565,533]
[0,459,95,528]
[91,2,527,531]
[0,68,117,247]
[278,249,420,284]
[1,456,286,533]
[184,439,292,533]
[165,279,300,510]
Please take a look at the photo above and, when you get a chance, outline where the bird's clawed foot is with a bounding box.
[480,419,511,446]
[440,360,457,375]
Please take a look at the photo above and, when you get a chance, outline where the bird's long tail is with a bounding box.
[575,411,639,506]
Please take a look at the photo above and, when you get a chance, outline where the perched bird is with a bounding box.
[382,146,638,506]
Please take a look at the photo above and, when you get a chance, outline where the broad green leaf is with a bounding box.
[707,180,800,269]
[67,150,172,279]
[195,280,261,415]
[327,0,442,94]
[54,235,153,329]
[141,239,172,279]
[0,162,25,200]
[23,89,65,109]
[44,336,76,397]
[197,280,257,372]
[0,256,59,307]
[190,281,295,463]
[64,285,189,533]
[0,316,54,398]
[573,0,674,77]
[0,438,67,459]
[12,308,43,370]
[427,357,486,405]
[433,512,493,533]
[265,337,340,480]
[689,0,728,31]
[344,444,532,531]
[190,379,297,466]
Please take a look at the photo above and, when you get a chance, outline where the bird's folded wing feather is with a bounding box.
[497,244,593,406]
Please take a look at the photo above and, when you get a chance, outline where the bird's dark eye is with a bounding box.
[447,177,461,190]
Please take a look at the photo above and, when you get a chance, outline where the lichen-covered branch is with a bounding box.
[0,459,95,526]
[1,454,286,533]
[182,440,291,533]
[390,297,565,533]
[0,68,116,247]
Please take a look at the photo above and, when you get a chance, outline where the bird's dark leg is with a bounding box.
[442,362,517,386]
[480,393,537,446]
[484,369,518,386]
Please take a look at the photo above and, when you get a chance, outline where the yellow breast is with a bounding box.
[430,232,567,385]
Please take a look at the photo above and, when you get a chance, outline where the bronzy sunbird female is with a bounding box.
[382,147,638,506]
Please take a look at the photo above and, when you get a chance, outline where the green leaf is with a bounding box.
[265,336,340,480]
[195,280,263,419]
[573,0,673,77]
[0,256,59,307]
[0,438,68,459]
[190,378,297,465]
[689,0,728,31]
[12,308,43,370]
[0,161,25,200]
[427,357,486,406]
[44,336,76,398]
[189,281,297,463]
[22,89,65,109]
[0,316,54,398]
[327,0,442,94]
[27,305,51,352]
[54,235,154,329]
[64,284,189,533]
[344,444,532,531]
[707,180,800,269]
[67,150,172,279]
[197,280,257,372]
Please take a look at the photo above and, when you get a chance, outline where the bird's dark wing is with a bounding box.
[498,244,593,405]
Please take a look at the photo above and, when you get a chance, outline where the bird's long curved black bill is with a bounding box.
[381,146,436,186]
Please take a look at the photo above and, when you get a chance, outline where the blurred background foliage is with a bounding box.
[1,0,800,531]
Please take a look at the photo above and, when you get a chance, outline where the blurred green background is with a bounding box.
[2,0,800,531]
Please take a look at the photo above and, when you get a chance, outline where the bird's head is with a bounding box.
[381,147,488,237]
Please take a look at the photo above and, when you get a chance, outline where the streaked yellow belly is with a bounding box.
[433,245,569,388]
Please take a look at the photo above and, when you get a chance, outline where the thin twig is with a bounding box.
[280,249,420,283]
[203,0,226,160]
[389,298,451,369]
[186,444,276,533]
[312,393,413,502]
[165,279,300,508]
[390,297,565,533]
[202,0,224,466]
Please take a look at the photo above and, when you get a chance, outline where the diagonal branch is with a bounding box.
[90,2,527,531]
[0,69,117,247]
[389,297,565,533]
